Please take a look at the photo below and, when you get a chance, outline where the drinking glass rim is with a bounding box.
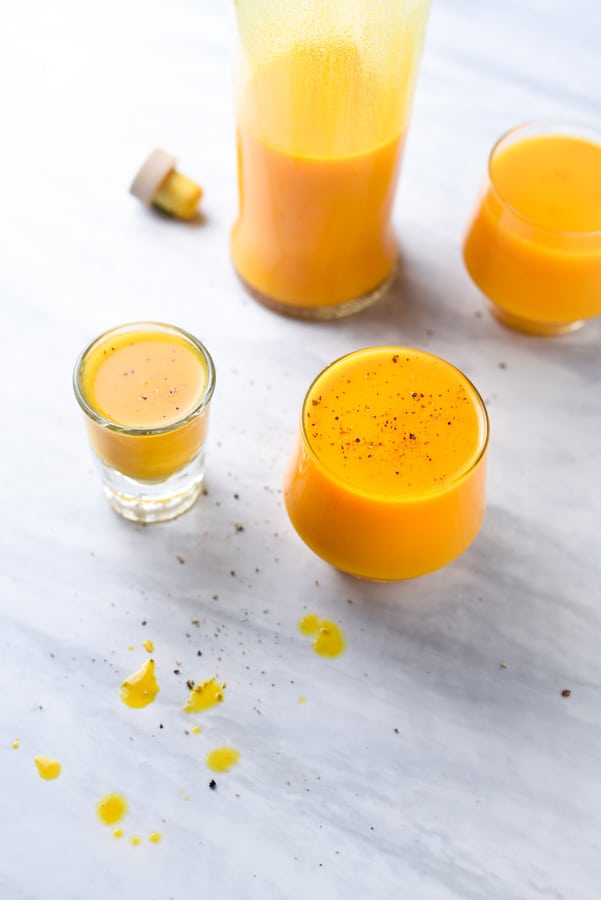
[487,118,601,238]
[73,321,216,436]
[299,346,489,503]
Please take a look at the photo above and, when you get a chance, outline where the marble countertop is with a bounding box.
[1,1,600,898]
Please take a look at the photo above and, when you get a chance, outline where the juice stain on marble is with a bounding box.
[206,747,240,772]
[97,793,161,844]
[34,755,62,780]
[142,639,154,653]
[12,739,20,749]
[183,677,225,713]
[97,792,129,826]
[298,614,346,658]
[120,659,160,709]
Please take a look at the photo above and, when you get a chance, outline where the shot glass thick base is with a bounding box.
[487,301,585,337]
[235,265,397,321]
[97,451,206,524]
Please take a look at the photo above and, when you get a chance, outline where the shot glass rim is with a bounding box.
[299,346,489,503]
[73,320,216,436]
[486,117,601,238]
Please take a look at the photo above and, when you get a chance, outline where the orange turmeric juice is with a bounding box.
[74,323,214,482]
[284,348,489,580]
[232,126,402,309]
[464,122,601,335]
[231,0,430,316]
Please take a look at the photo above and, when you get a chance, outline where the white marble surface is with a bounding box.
[1,1,601,898]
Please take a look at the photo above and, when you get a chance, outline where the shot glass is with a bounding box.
[463,120,601,336]
[73,322,216,523]
[230,0,431,319]
[284,347,489,581]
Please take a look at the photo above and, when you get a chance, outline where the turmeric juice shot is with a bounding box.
[284,348,489,581]
[73,322,215,523]
[463,120,601,335]
[231,0,430,319]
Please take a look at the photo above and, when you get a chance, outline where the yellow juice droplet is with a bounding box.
[183,678,225,713]
[113,828,124,839]
[142,639,154,653]
[120,659,160,709]
[149,832,162,844]
[313,622,346,658]
[206,747,240,773]
[34,756,62,780]
[96,792,129,826]
[298,614,346,658]
[130,836,141,847]
[298,613,321,636]
[298,695,307,704]
[191,725,202,735]
[12,739,20,749]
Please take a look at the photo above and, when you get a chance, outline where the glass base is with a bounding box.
[487,302,585,336]
[97,451,206,524]
[339,570,404,583]
[236,265,397,321]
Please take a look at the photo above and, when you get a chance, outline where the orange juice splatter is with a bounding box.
[183,678,225,714]
[206,747,240,773]
[113,828,124,840]
[142,639,154,653]
[298,615,346,658]
[34,755,62,780]
[120,659,160,709]
[97,793,128,826]
[298,613,321,637]
[298,695,307,704]
[149,832,162,844]
[12,739,20,749]
[130,836,141,847]
[191,725,202,735]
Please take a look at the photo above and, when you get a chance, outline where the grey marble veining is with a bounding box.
[1,1,600,898]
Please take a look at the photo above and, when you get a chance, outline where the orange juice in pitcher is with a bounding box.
[231,1,431,319]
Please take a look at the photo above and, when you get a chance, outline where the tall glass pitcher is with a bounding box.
[230,0,431,319]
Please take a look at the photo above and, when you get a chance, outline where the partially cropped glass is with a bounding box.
[73,322,216,524]
[284,347,489,581]
[463,120,601,336]
[230,0,431,320]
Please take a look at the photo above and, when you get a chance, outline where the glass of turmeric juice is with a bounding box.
[463,120,601,335]
[230,0,431,319]
[73,322,216,523]
[284,348,489,581]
